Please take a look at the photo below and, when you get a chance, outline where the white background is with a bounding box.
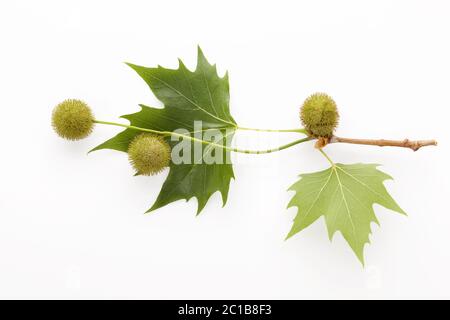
[0,0,449,299]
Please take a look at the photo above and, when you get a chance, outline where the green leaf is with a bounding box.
[287,163,406,264]
[91,47,237,214]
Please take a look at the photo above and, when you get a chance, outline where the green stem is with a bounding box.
[318,148,335,166]
[235,137,311,154]
[94,120,162,135]
[93,120,312,154]
[237,126,307,134]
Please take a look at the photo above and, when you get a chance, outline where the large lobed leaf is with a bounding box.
[92,47,237,214]
[287,163,406,264]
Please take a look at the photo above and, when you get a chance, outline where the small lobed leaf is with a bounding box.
[287,163,406,264]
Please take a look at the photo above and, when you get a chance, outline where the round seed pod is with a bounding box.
[300,93,339,138]
[52,99,94,140]
[128,133,171,176]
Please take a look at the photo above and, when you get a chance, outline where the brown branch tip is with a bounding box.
[329,136,437,151]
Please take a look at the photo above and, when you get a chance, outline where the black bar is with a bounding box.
[0,300,447,318]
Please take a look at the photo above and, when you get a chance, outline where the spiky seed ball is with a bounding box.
[128,134,171,176]
[300,93,339,138]
[52,99,94,140]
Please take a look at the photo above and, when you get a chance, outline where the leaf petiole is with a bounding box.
[236,126,308,134]
[93,120,312,154]
[318,148,335,166]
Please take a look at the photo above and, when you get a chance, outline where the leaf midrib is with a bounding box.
[147,72,236,127]
[336,166,392,204]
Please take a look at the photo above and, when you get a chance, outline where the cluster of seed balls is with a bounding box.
[52,93,339,173]
[51,99,171,175]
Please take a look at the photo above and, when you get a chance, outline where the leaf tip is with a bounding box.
[220,194,229,208]
[88,145,101,154]
[197,44,204,55]
[353,246,366,266]
[177,58,186,69]
[125,62,138,69]
[145,204,158,214]
[196,45,210,66]
[284,227,297,241]
[196,201,207,216]
[359,254,366,267]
